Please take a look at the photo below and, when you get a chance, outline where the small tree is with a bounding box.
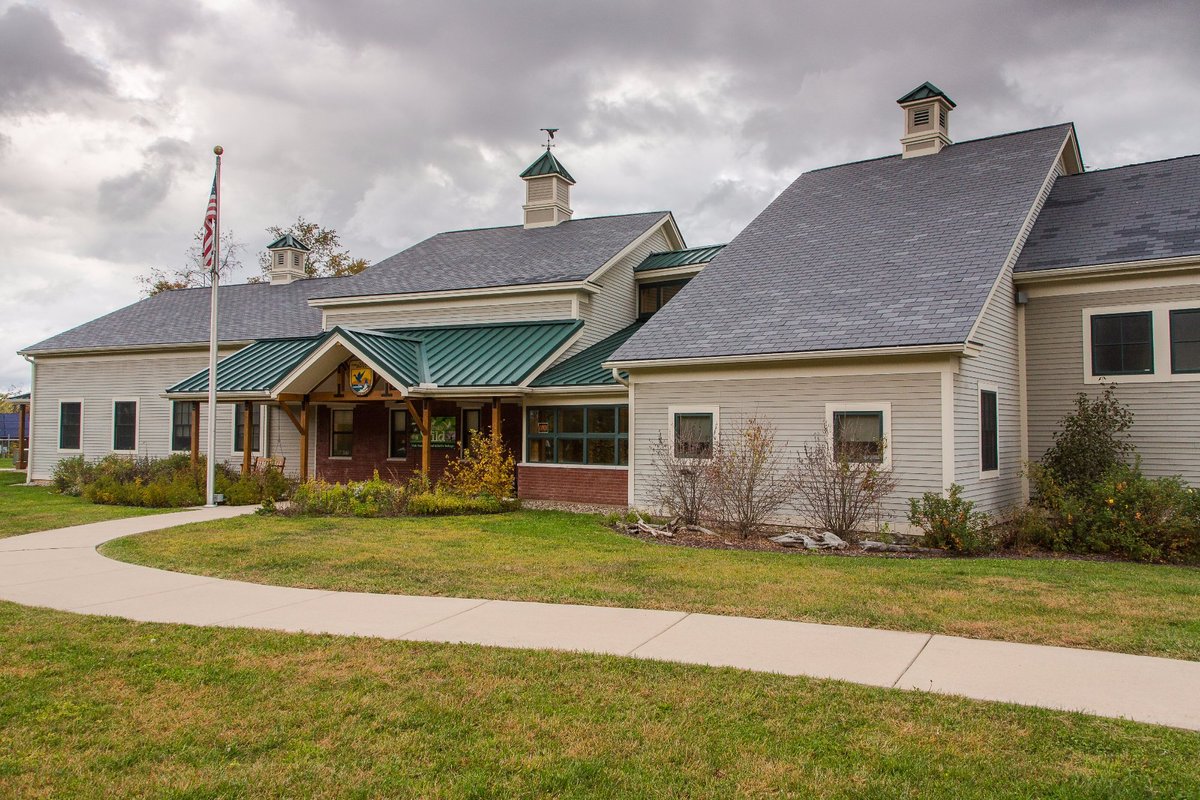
[708,416,794,537]
[647,434,714,527]
[440,430,515,500]
[792,426,896,537]
[1041,385,1134,492]
[258,216,370,279]
[138,229,245,296]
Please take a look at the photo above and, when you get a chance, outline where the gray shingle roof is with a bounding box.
[1015,154,1200,273]
[310,212,667,300]
[611,124,1074,364]
[21,279,333,353]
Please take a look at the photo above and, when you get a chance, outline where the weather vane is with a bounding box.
[540,128,558,150]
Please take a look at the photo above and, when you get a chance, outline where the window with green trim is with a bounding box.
[526,405,628,465]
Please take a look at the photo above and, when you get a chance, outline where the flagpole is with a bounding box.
[205,145,223,507]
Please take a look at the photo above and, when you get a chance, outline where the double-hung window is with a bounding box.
[980,389,998,474]
[330,408,354,457]
[1090,312,1153,376]
[234,403,262,454]
[389,409,408,459]
[113,401,137,452]
[526,406,628,465]
[1169,309,1200,374]
[171,402,192,452]
[59,401,82,451]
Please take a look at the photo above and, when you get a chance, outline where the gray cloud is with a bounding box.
[1,0,1199,389]
[0,4,109,113]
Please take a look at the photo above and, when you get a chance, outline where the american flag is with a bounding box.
[201,173,218,274]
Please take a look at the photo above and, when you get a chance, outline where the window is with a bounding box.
[1170,309,1200,374]
[1091,312,1153,376]
[233,403,262,454]
[171,402,192,452]
[832,411,884,463]
[980,389,998,474]
[59,401,81,451]
[330,408,354,457]
[113,401,137,452]
[526,405,628,465]
[673,412,714,459]
[389,409,408,459]
[638,280,688,319]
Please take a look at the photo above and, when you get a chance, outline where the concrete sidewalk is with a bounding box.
[1,507,1198,732]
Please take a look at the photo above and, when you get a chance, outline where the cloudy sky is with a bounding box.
[2,0,1198,389]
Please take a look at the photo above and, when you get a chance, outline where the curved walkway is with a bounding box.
[1,506,1198,732]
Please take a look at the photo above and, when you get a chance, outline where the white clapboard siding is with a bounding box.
[1025,283,1200,483]
[631,371,944,522]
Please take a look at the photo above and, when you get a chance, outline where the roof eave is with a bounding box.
[605,342,973,371]
[19,340,255,359]
[1015,254,1200,284]
[306,280,596,308]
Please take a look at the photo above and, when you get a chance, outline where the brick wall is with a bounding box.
[518,464,628,506]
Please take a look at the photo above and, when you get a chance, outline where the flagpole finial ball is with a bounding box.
[213,145,224,156]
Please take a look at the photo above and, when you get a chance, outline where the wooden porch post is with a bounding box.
[298,399,309,483]
[15,403,27,471]
[190,401,201,468]
[242,401,253,476]
[421,400,431,477]
[491,396,501,439]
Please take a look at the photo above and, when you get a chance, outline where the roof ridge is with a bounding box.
[432,210,669,237]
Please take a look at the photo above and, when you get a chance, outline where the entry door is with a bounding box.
[462,408,482,454]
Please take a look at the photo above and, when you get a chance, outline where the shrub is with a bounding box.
[51,455,92,495]
[646,434,714,527]
[1041,386,1134,492]
[792,426,896,538]
[406,491,508,516]
[440,431,516,500]
[907,484,993,554]
[60,453,290,508]
[289,472,407,517]
[707,416,794,537]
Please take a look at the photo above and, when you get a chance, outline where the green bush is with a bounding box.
[50,455,92,495]
[406,491,510,516]
[1041,386,1134,492]
[58,453,291,508]
[289,472,406,517]
[907,484,993,554]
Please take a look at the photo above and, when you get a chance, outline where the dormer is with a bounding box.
[898,81,955,158]
[266,234,309,285]
[520,149,575,228]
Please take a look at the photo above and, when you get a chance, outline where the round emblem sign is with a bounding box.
[348,362,375,396]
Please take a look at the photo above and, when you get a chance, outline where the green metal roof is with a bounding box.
[8,392,30,403]
[166,320,583,396]
[531,321,644,387]
[266,234,310,250]
[167,336,325,394]
[519,149,575,182]
[634,244,726,273]
[897,82,955,108]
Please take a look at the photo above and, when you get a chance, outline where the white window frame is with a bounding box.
[667,405,719,460]
[329,407,354,460]
[229,403,265,456]
[1082,302,1200,384]
[57,398,84,453]
[111,398,139,454]
[169,401,193,454]
[825,402,892,469]
[978,382,999,481]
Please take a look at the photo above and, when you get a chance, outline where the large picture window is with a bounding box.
[832,410,884,463]
[1091,312,1153,376]
[59,401,81,451]
[330,408,354,457]
[171,402,192,452]
[980,389,998,473]
[233,403,262,454]
[389,409,408,459]
[526,405,628,465]
[113,401,137,452]
[1170,308,1200,374]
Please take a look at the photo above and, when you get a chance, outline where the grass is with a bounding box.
[0,470,167,538]
[104,510,1200,661]
[0,456,12,469]
[0,601,1197,798]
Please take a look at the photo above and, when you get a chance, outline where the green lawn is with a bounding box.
[0,471,167,538]
[0,456,13,469]
[0,601,1196,798]
[104,511,1200,661]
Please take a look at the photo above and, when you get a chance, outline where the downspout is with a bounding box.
[610,367,629,387]
[21,354,35,485]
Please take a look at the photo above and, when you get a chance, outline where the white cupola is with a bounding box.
[519,136,574,228]
[898,82,955,158]
[265,234,310,285]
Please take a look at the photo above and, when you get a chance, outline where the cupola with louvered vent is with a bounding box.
[519,145,575,229]
[897,81,955,158]
[266,234,309,285]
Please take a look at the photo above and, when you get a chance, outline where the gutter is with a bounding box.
[1014,254,1200,284]
[605,342,974,371]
